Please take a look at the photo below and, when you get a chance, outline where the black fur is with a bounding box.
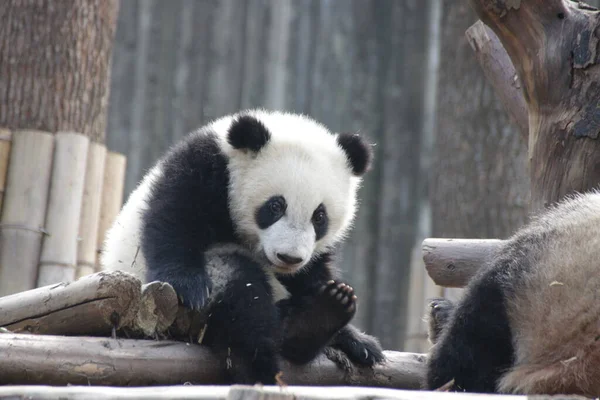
[277,253,384,366]
[424,233,545,393]
[227,115,271,152]
[425,267,514,393]
[142,131,235,310]
[336,132,373,176]
[426,297,455,345]
[141,130,384,384]
[330,324,385,365]
[256,196,286,229]
[200,249,281,384]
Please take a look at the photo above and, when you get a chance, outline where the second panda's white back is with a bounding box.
[499,191,600,394]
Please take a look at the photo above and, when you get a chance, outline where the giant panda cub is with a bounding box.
[101,109,384,384]
[424,190,600,397]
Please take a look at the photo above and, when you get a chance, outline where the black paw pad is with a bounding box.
[318,280,357,316]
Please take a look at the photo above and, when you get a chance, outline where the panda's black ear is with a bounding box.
[337,132,373,176]
[227,115,271,153]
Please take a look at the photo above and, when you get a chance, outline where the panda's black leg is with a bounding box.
[425,297,456,345]
[201,253,282,385]
[425,269,514,393]
[278,280,358,364]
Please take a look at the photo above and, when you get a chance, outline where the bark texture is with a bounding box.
[469,0,600,210]
[0,333,425,388]
[0,0,120,142]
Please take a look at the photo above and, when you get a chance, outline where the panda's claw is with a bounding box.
[317,280,358,320]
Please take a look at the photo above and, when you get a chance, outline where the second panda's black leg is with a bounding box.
[278,280,357,364]
[201,251,282,385]
[425,268,514,393]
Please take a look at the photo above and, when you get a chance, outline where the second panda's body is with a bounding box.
[425,191,600,396]
[101,110,384,384]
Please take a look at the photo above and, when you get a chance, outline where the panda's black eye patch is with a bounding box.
[256,196,286,229]
[312,203,328,241]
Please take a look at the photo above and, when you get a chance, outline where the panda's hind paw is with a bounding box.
[317,280,357,322]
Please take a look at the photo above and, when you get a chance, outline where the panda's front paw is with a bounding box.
[331,325,385,366]
[426,297,455,345]
[317,280,357,324]
[173,281,212,311]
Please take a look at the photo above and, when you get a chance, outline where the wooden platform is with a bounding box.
[0,385,589,400]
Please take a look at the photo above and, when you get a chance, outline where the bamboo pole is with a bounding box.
[76,142,107,278]
[96,151,127,269]
[37,132,90,287]
[0,129,12,213]
[0,130,54,296]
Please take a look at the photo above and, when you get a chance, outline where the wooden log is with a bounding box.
[0,130,54,296]
[76,142,107,278]
[0,385,568,400]
[0,269,195,339]
[422,238,504,288]
[126,281,179,338]
[38,132,90,287]
[465,21,528,140]
[96,151,127,269]
[0,128,12,213]
[0,333,426,389]
[0,271,142,336]
[468,0,600,210]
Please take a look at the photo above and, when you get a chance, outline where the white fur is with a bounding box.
[215,109,361,273]
[203,244,290,302]
[100,164,163,280]
[497,191,600,396]
[100,109,363,287]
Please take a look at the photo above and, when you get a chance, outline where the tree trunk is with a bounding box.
[0,0,120,142]
[469,0,600,210]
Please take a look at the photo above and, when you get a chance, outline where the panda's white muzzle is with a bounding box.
[260,220,315,274]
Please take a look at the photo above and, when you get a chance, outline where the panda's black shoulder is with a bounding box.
[142,130,236,249]
[160,130,227,180]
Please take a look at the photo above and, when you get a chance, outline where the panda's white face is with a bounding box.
[232,150,357,274]
[217,110,369,275]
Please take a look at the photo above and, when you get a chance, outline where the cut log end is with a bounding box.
[422,238,504,287]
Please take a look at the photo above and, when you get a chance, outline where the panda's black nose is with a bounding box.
[276,253,303,265]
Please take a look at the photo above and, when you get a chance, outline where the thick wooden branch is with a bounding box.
[0,333,425,389]
[0,271,183,338]
[468,0,600,209]
[0,271,141,335]
[422,238,504,287]
[465,21,528,139]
